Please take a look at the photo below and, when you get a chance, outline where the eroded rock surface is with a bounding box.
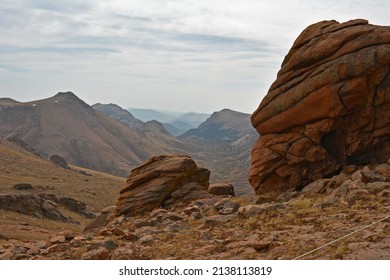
[250,19,390,195]
[0,193,95,222]
[114,154,211,217]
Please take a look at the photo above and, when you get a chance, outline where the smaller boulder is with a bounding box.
[49,155,70,169]
[208,183,235,196]
[50,236,66,244]
[214,199,240,215]
[81,248,110,260]
[238,203,285,218]
[0,233,9,241]
[114,154,211,217]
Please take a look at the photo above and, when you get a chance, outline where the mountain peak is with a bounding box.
[54,91,77,98]
[179,108,255,141]
[50,91,92,111]
[0,98,20,106]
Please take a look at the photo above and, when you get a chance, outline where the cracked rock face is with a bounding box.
[114,154,211,217]
[249,19,390,195]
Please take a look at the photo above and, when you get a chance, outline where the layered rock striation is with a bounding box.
[114,154,211,217]
[250,19,390,195]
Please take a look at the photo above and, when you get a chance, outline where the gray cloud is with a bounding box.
[26,0,94,13]
[0,0,389,113]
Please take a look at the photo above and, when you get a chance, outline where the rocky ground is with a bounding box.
[1,159,389,260]
[1,19,390,261]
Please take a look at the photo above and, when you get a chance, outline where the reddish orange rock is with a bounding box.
[114,154,210,217]
[249,19,390,196]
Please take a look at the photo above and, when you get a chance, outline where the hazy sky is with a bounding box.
[1,0,389,113]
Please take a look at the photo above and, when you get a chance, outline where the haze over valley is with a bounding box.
[1,1,390,261]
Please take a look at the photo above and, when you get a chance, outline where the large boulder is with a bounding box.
[249,19,390,196]
[114,154,211,217]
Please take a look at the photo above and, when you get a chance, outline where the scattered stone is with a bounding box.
[208,183,235,196]
[111,228,125,236]
[361,169,389,183]
[183,205,202,220]
[374,164,390,177]
[161,212,184,221]
[163,220,188,233]
[134,227,161,239]
[139,235,155,245]
[132,219,158,229]
[111,246,137,260]
[62,230,75,241]
[98,229,113,237]
[70,236,87,247]
[0,233,9,241]
[122,232,138,242]
[238,203,285,218]
[214,199,240,215]
[81,248,110,260]
[378,190,390,198]
[149,208,169,222]
[93,240,118,252]
[253,241,272,253]
[50,236,66,244]
[46,243,71,254]
[13,183,33,191]
[202,214,236,229]
[183,205,200,215]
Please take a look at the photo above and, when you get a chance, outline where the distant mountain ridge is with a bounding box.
[179,109,257,194]
[0,92,183,176]
[92,103,143,129]
[0,92,255,194]
[180,109,255,141]
[128,108,210,136]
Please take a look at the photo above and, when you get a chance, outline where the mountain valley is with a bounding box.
[1,19,390,261]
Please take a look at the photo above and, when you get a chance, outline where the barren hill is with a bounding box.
[75,102,256,193]
[0,92,182,176]
[0,139,124,242]
[92,103,144,129]
[0,93,256,194]
[180,109,257,194]
[180,108,255,141]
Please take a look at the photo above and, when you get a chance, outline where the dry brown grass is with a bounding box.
[0,141,125,242]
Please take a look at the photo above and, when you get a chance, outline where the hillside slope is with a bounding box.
[0,92,182,176]
[0,139,125,242]
[180,109,258,194]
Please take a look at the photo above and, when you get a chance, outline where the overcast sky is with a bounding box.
[1,0,389,113]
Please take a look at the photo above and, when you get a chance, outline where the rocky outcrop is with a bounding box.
[40,194,96,219]
[250,19,390,195]
[1,163,389,260]
[0,193,95,221]
[0,194,73,222]
[114,154,211,217]
[6,137,43,158]
[13,183,33,191]
[49,155,70,169]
